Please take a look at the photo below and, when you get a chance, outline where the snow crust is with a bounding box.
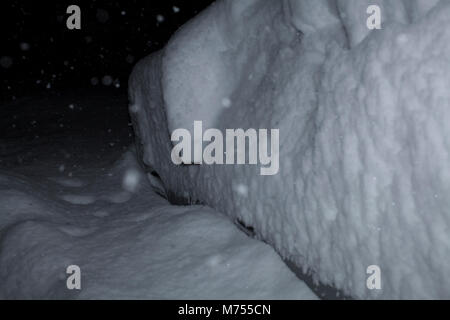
[129,0,450,298]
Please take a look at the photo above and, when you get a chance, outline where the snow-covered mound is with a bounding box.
[129,0,450,298]
[0,150,315,299]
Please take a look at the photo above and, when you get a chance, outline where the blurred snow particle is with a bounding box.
[126,54,135,64]
[59,164,65,172]
[113,79,121,88]
[102,75,113,86]
[233,183,249,198]
[173,6,180,13]
[396,34,409,45]
[96,9,109,23]
[122,168,141,193]
[19,42,30,51]
[0,56,13,69]
[90,77,99,86]
[129,104,140,113]
[68,104,75,110]
[121,11,126,16]
[206,255,222,267]
[156,15,165,23]
[221,97,232,108]
[46,83,52,89]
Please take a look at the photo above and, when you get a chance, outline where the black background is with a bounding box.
[1,0,215,101]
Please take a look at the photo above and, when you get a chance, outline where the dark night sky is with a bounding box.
[1,0,215,101]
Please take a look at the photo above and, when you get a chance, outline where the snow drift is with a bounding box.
[0,149,315,299]
[129,0,450,299]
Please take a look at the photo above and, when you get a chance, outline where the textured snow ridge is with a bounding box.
[129,0,450,298]
[0,151,315,299]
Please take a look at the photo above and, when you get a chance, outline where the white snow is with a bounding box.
[0,147,315,299]
[129,0,450,298]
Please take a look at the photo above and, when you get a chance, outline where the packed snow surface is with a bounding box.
[130,0,450,298]
[0,94,316,299]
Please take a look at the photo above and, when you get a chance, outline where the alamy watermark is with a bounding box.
[171,121,279,176]
[366,265,381,290]
[66,5,81,30]
[66,265,81,290]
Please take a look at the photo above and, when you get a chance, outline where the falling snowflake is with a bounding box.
[221,98,232,108]
[156,15,165,23]
[19,42,30,51]
[102,75,113,86]
[0,56,13,69]
[122,168,141,193]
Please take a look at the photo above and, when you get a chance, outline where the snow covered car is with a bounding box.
[129,0,450,299]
